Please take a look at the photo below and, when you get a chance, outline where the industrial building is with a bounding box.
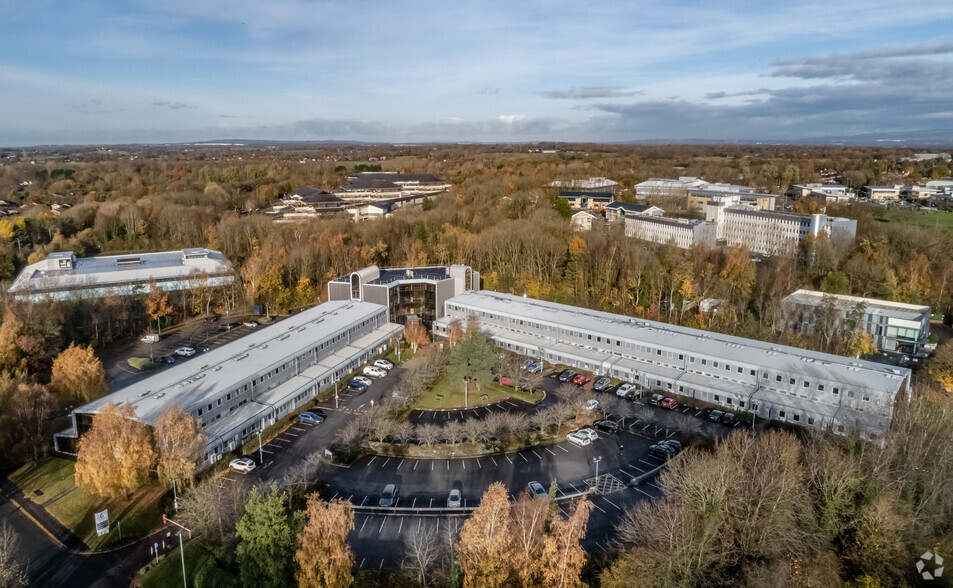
[328,264,479,328]
[781,290,932,354]
[434,291,910,440]
[54,300,402,468]
[9,248,235,302]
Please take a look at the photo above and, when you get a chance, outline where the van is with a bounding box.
[141,334,160,343]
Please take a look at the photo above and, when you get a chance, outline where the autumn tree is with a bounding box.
[0,379,56,462]
[154,405,207,486]
[295,495,355,588]
[178,476,248,545]
[404,521,444,588]
[50,342,108,405]
[510,492,547,586]
[456,482,515,588]
[539,498,592,588]
[75,403,156,498]
[145,279,173,336]
[928,341,953,392]
[446,318,464,350]
[235,484,303,588]
[404,318,430,353]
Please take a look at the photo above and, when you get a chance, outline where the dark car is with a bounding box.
[623,388,641,400]
[720,413,737,426]
[347,379,369,392]
[659,439,682,453]
[648,393,664,406]
[158,355,176,365]
[594,419,620,433]
[648,444,677,459]
[558,369,576,382]
[708,409,724,422]
[592,376,612,391]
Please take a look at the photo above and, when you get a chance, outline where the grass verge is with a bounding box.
[414,375,540,409]
[135,538,217,588]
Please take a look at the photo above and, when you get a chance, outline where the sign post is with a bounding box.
[94,509,109,537]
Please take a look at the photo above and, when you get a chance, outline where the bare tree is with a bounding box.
[178,476,248,544]
[554,382,581,403]
[444,420,464,451]
[391,421,415,444]
[281,451,324,504]
[404,521,444,587]
[462,418,487,446]
[417,423,442,449]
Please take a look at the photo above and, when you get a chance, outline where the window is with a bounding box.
[750,369,756,376]
[713,361,719,368]
[737,367,743,373]
[678,354,684,360]
[779,410,786,418]
[847,391,855,398]
[808,417,815,425]
[725,364,730,371]
[790,378,796,385]
[702,359,707,366]
[714,394,720,402]
[833,387,840,395]
[198,408,203,416]
[863,395,870,402]
[775,374,781,382]
[690,357,695,363]
[837,425,845,432]
[803,381,809,388]
[657,349,662,356]
[793,414,800,422]
[817,384,824,391]
[739,401,745,408]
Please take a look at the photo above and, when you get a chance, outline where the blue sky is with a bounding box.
[2,0,953,145]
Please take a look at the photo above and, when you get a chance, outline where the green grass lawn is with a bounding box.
[876,209,953,230]
[10,457,165,550]
[138,538,218,588]
[414,373,539,409]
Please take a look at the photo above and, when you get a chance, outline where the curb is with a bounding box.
[0,487,67,550]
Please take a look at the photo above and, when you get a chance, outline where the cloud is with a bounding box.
[538,86,643,100]
[152,101,194,110]
[476,86,499,95]
[704,89,771,100]
[65,99,123,115]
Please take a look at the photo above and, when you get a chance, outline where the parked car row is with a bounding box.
[706,409,737,426]
[520,359,543,373]
[648,393,677,409]
[648,439,683,459]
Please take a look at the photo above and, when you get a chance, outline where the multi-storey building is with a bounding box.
[55,300,402,468]
[864,185,904,201]
[687,189,777,213]
[706,203,857,256]
[434,291,910,440]
[558,191,613,210]
[333,172,450,201]
[781,290,932,354]
[634,177,707,199]
[547,177,619,194]
[788,183,849,200]
[604,202,663,222]
[9,248,235,302]
[624,216,717,249]
[571,210,597,231]
[328,265,479,329]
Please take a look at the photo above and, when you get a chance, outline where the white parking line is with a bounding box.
[361,496,368,506]
[446,460,450,470]
[381,458,390,468]
[431,461,434,471]
[260,449,274,454]
[591,502,606,514]
[360,558,366,568]
[413,460,419,471]
[695,410,704,417]
[221,476,236,482]
[518,453,528,462]
[569,483,581,494]
[646,481,662,491]
[505,455,514,465]
[431,412,437,420]
[462,460,466,470]
[331,492,340,499]
[292,427,307,432]
[638,459,661,468]
[557,445,570,453]
[379,518,386,534]
[532,450,542,460]
[623,464,647,474]
[412,497,417,508]
[544,448,556,456]
[396,459,404,470]
[632,486,655,498]
[359,517,369,533]
[367,456,378,467]
[397,518,404,534]
[491,457,498,467]
[602,497,623,510]
[476,458,481,468]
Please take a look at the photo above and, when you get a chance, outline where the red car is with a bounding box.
[572,374,589,385]
[659,397,678,409]
[499,376,514,386]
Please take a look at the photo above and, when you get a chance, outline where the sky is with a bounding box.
[2,0,953,146]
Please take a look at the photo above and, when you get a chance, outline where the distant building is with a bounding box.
[864,185,904,201]
[903,153,952,162]
[9,249,235,302]
[788,183,852,204]
[706,203,857,256]
[624,216,717,249]
[328,264,479,328]
[634,177,707,199]
[334,172,450,201]
[547,177,619,194]
[781,290,932,354]
[571,210,596,231]
[604,202,663,222]
[687,189,776,213]
[266,186,345,221]
[558,191,613,210]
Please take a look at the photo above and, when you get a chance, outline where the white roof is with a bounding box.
[77,300,392,425]
[445,291,910,396]
[782,289,930,321]
[9,248,233,294]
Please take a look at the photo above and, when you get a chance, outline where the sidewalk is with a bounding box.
[0,477,85,551]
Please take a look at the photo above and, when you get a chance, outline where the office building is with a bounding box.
[558,191,613,210]
[781,290,932,354]
[54,300,403,468]
[624,216,717,249]
[687,189,776,213]
[634,177,707,199]
[9,249,235,302]
[547,177,619,194]
[604,202,663,222]
[707,203,857,256]
[334,172,450,201]
[434,291,910,440]
[864,185,904,201]
[328,264,479,328]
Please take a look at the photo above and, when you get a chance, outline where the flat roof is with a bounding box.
[783,289,930,319]
[76,300,390,425]
[9,249,233,294]
[629,215,707,228]
[445,291,910,395]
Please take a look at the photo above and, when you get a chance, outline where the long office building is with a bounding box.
[434,292,910,440]
[54,300,402,468]
[624,215,717,249]
[707,203,857,256]
[9,248,235,302]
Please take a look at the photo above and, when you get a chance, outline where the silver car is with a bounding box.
[447,489,462,508]
[379,484,397,507]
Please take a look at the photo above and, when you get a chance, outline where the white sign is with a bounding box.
[94,509,109,537]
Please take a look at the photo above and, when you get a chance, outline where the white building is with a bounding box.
[634,177,707,199]
[781,290,932,354]
[624,216,717,249]
[547,177,619,193]
[334,172,450,201]
[55,300,403,468]
[864,185,904,201]
[706,203,857,256]
[9,249,235,302]
[604,202,664,222]
[434,291,910,440]
[571,210,597,231]
[789,183,849,199]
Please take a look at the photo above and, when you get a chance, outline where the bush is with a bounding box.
[127,357,158,371]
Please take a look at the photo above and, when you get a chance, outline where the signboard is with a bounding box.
[94,509,109,537]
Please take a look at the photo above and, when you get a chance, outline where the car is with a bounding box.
[558,369,577,382]
[298,412,325,424]
[363,365,387,378]
[708,410,725,422]
[378,484,397,507]
[572,374,590,386]
[615,383,634,397]
[526,361,543,373]
[353,376,373,387]
[521,359,535,371]
[593,376,611,391]
[204,315,220,323]
[581,399,602,412]
[594,419,620,433]
[659,439,683,453]
[243,320,259,328]
[499,375,514,386]
[447,489,462,508]
[648,393,664,405]
[721,413,737,426]
[158,355,176,365]
[648,444,677,459]
[566,432,591,447]
[527,481,547,499]
[373,359,394,370]
[659,397,678,410]
[347,380,368,392]
[174,347,196,357]
[623,388,640,400]
[577,428,599,441]
[141,333,160,343]
[217,324,231,332]
[229,457,257,473]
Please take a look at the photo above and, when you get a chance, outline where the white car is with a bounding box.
[581,399,602,412]
[615,383,634,397]
[373,359,394,370]
[363,365,387,378]
[243,321,259,328]
[229,457,256,473]
[447,489,462,508]
[566,432,591,447]
[353,376,373,387]
[174,347,196,357]
[577,428,599,442]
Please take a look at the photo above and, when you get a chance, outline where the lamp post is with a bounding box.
[464,377,469,408]
[593,456,602,488]
[178,531,187,588]
[257,430,263,465]
[171,477,178,512]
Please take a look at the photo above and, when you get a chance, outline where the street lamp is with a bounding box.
[257,430,263,465]
[593,456,602,488]
[463,377,469,408]
[171,477,179,512]
[178,531,187,588]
